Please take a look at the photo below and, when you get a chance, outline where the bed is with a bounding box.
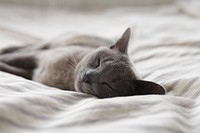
[0,1,200,133]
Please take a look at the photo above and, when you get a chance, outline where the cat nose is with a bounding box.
[83,72,92,84]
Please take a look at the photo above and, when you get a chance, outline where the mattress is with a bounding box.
[0,2,200,133]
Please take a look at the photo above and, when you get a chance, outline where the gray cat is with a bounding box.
[0,28,166,98]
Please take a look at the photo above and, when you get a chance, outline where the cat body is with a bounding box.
[0,28,166,98]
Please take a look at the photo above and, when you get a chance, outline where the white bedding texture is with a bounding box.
[0,1,200,133]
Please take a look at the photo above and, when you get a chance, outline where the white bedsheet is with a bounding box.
[0,2,200,133]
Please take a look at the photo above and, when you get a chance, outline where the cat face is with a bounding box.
[74,28,166,98]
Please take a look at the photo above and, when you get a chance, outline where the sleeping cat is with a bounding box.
[0,28,166,98]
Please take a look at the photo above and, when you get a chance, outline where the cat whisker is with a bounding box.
[64,55,77,70]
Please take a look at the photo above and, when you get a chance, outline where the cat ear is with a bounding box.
[134,80,166,95]
[110,28,131,54]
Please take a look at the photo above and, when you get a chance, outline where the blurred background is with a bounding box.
[0,0,199,50]
[0,0,174,10]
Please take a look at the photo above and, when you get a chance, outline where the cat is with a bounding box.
[0,28,166,98]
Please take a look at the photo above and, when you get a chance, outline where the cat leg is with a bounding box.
[0,52,37,69]
[0,62,32,79]
[0,41,50,55]
[0,46,23,55]
[0,52,37,79]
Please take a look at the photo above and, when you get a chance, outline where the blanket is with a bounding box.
[0,2,200,133]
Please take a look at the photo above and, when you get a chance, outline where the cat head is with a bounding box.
[74,28,166,98]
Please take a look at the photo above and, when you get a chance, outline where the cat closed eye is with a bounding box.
[93,57,100,68]
[102,58,114,64]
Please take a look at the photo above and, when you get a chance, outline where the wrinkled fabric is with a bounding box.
[0,3,200,133]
